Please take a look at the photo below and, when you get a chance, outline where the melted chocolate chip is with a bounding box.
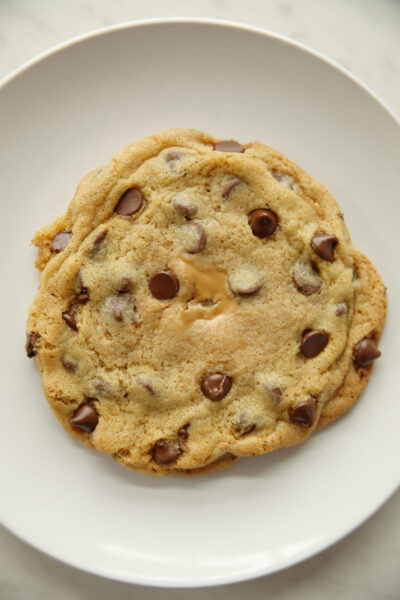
[270,387,282,402]
[182,222,207,253]
[232,280,262,296]
[114,188,144,216]
[222,177,242,198]
[70,402,98,433]
[76,290,90,304]
[292,261,322,296]
[178,424,190,441]
[94,229,108,245]
[311,233,338,261]
[237,283,262,296]
[234,412,256,436]
[148,269,179,300]
[172,194,198,218]
[110,295,127,321]
[137,376,157,395]
[62,311,78,331]
[248,209,278,238]
[271,171,296,190]
[293,281,319,296]
[228,267,263,296]
[336,302,347,316]
[201,373,232,401]
[300,330,329,358]
[119,276,134,292]
[25,332,39,357]
[51,231,72,253]
[263,382,282,403]
[166,151,184,162]
[289,398,316,428]
[214,140,244,153]
[76,270,85,290]
[61,356,76,371]
[353,337,381,368]
[152,439,182,465]
[93,377,112,394]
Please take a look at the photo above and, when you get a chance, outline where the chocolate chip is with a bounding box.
[110,295,127,321]
[271,171,297,190]
[105,294,136,325]
[300,330,329,358]
[181,222,207,253]
[263,382,282,403]
[269,387,282,402]
[26,332,39,357]
[62,311,78,331]
[51,231,72,253]
[137,376,157,395]
[61,356,76,371]
[234,412,256,436]
[119,276,134,292]
[93,377,112,394]
[152,439,182,465]
[76,270,85,290]
[178,424,190,441]
[293,282,319,296]
[114,188,144,216]
[241,424,256,435]
[166,151,183,162]
[70,402,98,433]
[75,272,89,302]
[236,285,262,297]
[214,140,244,153]
[228,266,263,296]
[172,193,198,218]
[289,398,316,428]
[76,290,90,304]
[336,302,347,316]
[292,261,322,296]
[201,373,232,401]
[311,233,338,261]
[248,209,278,238]
[90,229,108,256]
[353,337,381,368]
[222,177,242,198]
[148,269,179,300]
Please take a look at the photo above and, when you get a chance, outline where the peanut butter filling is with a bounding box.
[175,258,234,325]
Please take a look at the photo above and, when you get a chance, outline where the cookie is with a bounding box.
[26,128,386,476]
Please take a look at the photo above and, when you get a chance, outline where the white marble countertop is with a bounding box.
[0,1,399,598]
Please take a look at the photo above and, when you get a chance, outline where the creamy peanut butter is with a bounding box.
[176,258,234,325]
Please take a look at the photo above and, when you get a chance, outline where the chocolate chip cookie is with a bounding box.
[26,129,386,475]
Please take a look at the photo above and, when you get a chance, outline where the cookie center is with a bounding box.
[176,258,234,325]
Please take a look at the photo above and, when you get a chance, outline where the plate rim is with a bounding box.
[0,16,399,127]
[1,17,399,588]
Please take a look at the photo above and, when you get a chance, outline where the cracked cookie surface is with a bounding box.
[26,129,386,475]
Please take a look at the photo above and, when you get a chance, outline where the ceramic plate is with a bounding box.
[0,19,399,588]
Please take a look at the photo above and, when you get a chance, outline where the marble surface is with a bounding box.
[0,1,399,598]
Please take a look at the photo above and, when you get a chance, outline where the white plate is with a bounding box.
[0,19,399,588]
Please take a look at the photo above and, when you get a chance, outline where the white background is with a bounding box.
[0,1,399,598]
